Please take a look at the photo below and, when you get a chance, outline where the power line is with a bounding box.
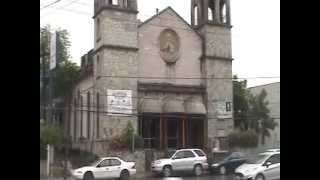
[41,0,85,18]
[40,106,280,120]
[40,0,64,10]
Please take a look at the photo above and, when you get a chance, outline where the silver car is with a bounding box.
[235,151,280,180]
[151,149,209,177]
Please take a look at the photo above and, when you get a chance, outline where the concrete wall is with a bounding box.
[249,82,280,149]
[138,8,203,86]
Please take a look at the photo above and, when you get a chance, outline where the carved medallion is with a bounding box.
[159,29,180,64]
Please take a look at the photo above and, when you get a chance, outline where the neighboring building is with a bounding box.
[68,0,234,155]
[249,82,280,150]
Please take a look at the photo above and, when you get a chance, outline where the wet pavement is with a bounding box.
[134,173,235,180]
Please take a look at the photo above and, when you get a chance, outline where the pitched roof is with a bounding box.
[138,6,201,38]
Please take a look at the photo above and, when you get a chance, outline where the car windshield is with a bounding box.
[162,150,176,158]
[89,159,102,166]
[246,154,269,164]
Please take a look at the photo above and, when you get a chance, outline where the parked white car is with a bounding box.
[264,148,280,153]
[235,151,280,180]
[151,149,209,177]
[71,157,136,180]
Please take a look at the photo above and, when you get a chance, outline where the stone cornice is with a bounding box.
[201,55,234,61]
[194,22,233,30]
[138,82,206,94]
[93,44,139,54]
[93,6,138,18]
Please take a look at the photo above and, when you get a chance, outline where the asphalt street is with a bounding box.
[135,174,235,180]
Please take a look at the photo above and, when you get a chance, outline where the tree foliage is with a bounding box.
[247,89,278,144]
[40,123,64,148]
[53,61,80,98]
[233,75,250,131]
[228,129,259,148]
[40,25,80,99]
[233,76,278,145]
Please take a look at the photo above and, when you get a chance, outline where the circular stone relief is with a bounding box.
[159,29,180,64]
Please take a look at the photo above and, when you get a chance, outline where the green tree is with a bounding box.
[40,25,72,70]
[233,76,250,131]
[53,60,80,98]
[40,122,64,148]
[40,25,79,98]
[247,89,278,144]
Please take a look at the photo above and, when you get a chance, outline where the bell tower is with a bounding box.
[92,0,139,139]
[191,0,233,151]
[191,0,231,27]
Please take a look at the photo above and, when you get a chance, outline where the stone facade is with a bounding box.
[67,0,234,157]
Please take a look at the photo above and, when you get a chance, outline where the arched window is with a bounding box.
[96,18,101,41]
[96,54,100,76]
[87,92,91,139]
[194,6,199,26]
[123,0,128,7]
[80,95,83,137]
[73,98,77,140]
[208,8,213,21]
[112,0,118,5]
[221,3,227,23]
[96,92,100,139]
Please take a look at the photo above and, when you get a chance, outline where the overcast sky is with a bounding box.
[40,0,280,87]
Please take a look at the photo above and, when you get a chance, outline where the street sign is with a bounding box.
[50,32,57,70]
[214,100,233,119]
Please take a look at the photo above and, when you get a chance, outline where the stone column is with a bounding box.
[214,0,220,24]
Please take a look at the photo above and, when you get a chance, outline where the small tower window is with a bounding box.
[221,3,227,24]
[111,0,118,5]
[194,6,198,26]
[208,8,213,21]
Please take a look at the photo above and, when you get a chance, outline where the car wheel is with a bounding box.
[194,164,203,176]
[219,166,226,175]
[255,174,265,180]
[120,170,130,180]
[162,165,172,177]
[83,172,94,180]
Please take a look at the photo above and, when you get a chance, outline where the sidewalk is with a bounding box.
[40,172,153,180]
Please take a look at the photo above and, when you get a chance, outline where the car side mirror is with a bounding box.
[96,164,101,168]
[172,156,180,160]
[264,162,272,167]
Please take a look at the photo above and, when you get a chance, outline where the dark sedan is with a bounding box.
[209,152,247,175]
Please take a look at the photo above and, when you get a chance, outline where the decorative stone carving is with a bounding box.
[158,29,180,64]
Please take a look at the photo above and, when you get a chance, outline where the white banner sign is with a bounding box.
[50,32,57,70]
[107,90,132,116]
[215,101,232,119]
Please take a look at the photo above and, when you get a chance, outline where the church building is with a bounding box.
[68,0,234,154]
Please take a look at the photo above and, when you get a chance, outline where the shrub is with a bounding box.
[228,129,259,148]
[109,121,144,151]
[109,135,128,151]
[58,148,99,168]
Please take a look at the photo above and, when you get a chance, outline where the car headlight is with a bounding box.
[245,167,258,174]
[75,171,83,174]
[155,161,162,165]
[212,163,219,167]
